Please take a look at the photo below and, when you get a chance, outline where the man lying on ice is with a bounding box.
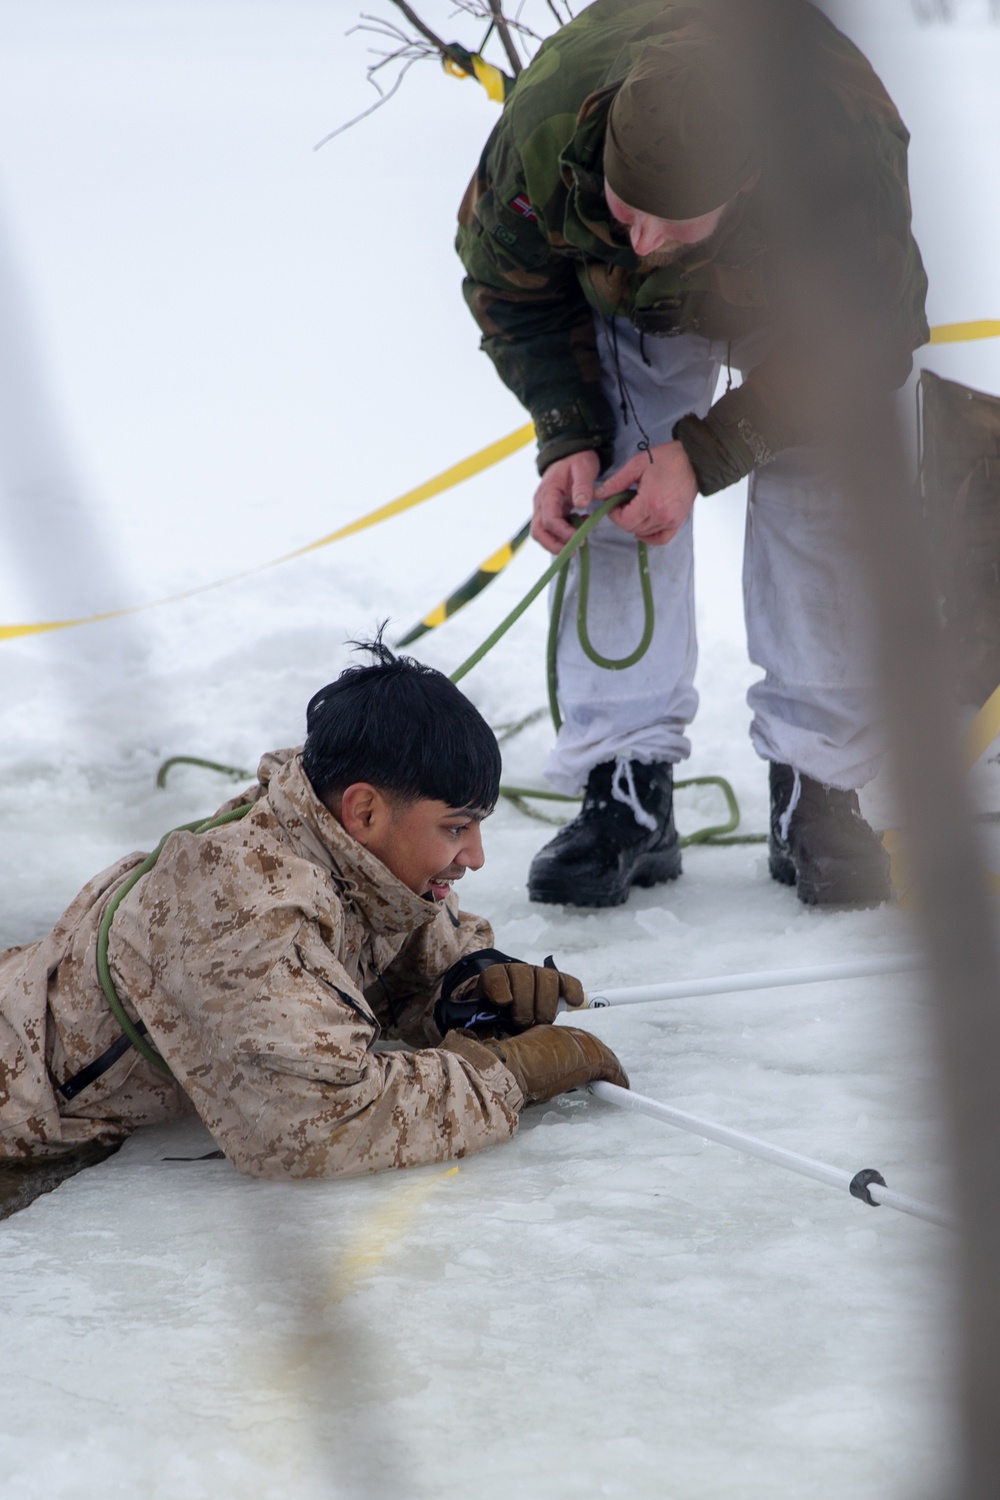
[0,643,626,1176]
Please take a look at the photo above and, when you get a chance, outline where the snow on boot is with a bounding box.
[528,758,681,908]
[768,762,891,908]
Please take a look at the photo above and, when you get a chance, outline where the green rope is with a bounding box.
[543,512,654,731]
[498,775,767,845]
[96,802,255,1076]
[577,537,655,671]
[156,503,766,848]
[444,491,653,725]
[493,706,549,744]
[444,500,769,844]
[678,775,740,845]
[156,755,253,788]
[449,492,629,685]
[500,784,579,802]
[547,565,568,731]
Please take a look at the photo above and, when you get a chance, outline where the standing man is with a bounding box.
[456,0,928,908]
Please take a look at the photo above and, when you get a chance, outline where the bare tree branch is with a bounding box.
[487,0,524,73]
[452,0,543,45]
[313,57,417,149]
[386,0,454,52]
[320,0,561,145]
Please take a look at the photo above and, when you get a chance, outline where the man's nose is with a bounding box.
[630,218,669,256]
[458,824,485,872]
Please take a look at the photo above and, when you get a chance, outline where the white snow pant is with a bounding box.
[544,318,882,795]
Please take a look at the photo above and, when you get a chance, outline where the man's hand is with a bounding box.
[435,949,586,1036]
[532,449,601,554]
[469,961,586,1030]
[474,1024,629,1105]
[595,440,699,546]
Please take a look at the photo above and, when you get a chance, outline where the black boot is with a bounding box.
[528,759,682,907]
[769,762,891,907]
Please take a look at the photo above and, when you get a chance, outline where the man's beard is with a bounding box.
[634,241,688,270]
[630,200,739,272]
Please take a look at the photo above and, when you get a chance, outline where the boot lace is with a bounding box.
[778,768,802,844]
[611,756,659,832]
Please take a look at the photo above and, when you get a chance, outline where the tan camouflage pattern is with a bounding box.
[0,751,523,1176]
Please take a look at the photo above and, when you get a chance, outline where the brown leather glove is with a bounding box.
[466,962,586,1030]
[476,1024,628,1106]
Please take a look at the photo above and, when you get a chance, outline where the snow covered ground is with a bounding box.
[1,2,997,1495]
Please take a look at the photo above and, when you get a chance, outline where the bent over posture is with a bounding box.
[457,0,928,908]
[0,647,625,1176]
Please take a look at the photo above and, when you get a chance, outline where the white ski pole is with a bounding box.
[585,953,923,1009]
[587,1081,951,1229]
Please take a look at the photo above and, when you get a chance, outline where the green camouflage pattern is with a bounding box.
[457,0,929,479]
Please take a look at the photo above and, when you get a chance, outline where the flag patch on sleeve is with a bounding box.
[510,193,537,221]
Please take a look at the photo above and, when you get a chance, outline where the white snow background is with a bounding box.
[1,1,998,1496]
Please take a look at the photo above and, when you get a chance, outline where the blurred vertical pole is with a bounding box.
[720,4,1000,1494]
[0,198,130,628]
[841,404,1000,1500]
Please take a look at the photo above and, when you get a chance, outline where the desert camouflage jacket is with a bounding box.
[457,0,929,488]
[0,751,522,1176]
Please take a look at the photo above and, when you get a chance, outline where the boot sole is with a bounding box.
[795,872,891,909]
[768,846,797,886]
[771,841,890,908]
[528,843,682,908]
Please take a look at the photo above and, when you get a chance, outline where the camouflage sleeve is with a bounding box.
[457,127,617,474]
[118,902,522,1180]
[677,101,929,493]
[364,897,495,1048]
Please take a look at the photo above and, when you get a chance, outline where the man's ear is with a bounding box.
[336,783,391,847]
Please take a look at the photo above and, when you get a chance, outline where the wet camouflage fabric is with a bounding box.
[456,0,929,481]
[0,751,522,1176]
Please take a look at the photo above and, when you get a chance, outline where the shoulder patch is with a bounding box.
[511,193,537,221]
[493,223,518,248]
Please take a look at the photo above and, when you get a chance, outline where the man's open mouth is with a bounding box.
[427,872,463,900]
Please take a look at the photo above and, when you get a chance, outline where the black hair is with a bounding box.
[302,636,501,811]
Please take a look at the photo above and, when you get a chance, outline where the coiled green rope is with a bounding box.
[546,523,654,730]
[449,492,631,685]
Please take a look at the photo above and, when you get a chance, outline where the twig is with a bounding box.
[487,0,524,72]
[386,0,453,51]
[313,59,417,149]
[452,0,542,44]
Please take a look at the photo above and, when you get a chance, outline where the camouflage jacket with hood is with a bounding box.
[457,0,929,489]
[0,751,522,1176]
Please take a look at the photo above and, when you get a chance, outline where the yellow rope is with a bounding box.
[0,422,535,642]
[887,684,1000,903]
[963,681,1000,767]
[331,1166,459,1301]
[443,53,507,102]
[929,320,1000,345]
[4,315,1000,644]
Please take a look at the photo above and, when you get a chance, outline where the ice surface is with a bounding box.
[0,2,995,1496]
